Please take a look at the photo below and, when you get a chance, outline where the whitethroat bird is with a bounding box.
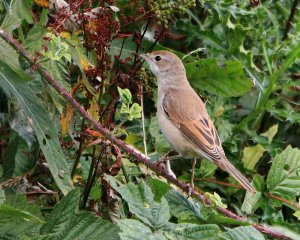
[139,50,255,193]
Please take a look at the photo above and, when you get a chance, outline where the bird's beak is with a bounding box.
[138,53,151,63]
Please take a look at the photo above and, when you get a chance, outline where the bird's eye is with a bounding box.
[155,56,161,61]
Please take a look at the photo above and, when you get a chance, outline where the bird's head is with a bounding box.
[139,51,185,78]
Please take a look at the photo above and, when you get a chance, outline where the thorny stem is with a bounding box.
[201,178,300,211]
[0,29,291,240]
[283,0,299,40]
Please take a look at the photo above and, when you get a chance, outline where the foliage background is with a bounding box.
[0,0,300,239]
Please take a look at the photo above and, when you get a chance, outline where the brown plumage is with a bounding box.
[140,50,255,193]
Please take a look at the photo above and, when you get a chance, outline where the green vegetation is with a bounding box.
[0,0,300,239]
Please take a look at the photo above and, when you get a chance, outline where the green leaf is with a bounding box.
[118,220,166,240]
[0,61,73,195]
[149,117,171,155]
[0,37,30,80]
[106,175,170,229]
[197,159,217,178]
[43,34,71,62]
[166,189,245,226]
[1,0,33,32]
[0,194,42,239]
[185,59,253,97]
[241,175,264,214]
[129,103,142,120]
[166,189,209,222]
[145,177,172,202]
[267,146,300,200]
[164,223,221,240]
[205,192,227,208]
[117,87,132,105]
[0,204,43,223]
[39,189,120,240]
[264,226,300,240]
[219,226,265,240]
[23,26,71,92]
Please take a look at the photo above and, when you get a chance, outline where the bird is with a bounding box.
[139,50,255,193]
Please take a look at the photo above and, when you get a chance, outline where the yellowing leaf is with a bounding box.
[293,211,300,220]
[60,105,73,137]
[87,103,100,121]
[242,124,278,170]
[59,32,72,39]
[80,57,93,71]
[242,144,265,170]
[261,124,278,143]
[33,0,49,8]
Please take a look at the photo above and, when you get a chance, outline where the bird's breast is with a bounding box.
[157,106,197,158]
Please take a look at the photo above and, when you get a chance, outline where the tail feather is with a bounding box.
[217,159,256,193]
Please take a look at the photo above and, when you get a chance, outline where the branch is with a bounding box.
[0,29,290,240]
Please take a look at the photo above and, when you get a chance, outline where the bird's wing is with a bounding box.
[162,90,225,162]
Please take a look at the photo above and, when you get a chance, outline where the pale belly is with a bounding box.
[157,108,199,159]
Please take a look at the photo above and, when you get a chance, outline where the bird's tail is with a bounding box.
[217,159,256,193]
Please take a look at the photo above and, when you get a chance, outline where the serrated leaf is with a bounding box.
[129,103,142,120]
[0,37,30,80]
[0,194,42,239]
[106,175,170,229]
[205,192,227,208]
[163,223,221,240]
[166,189,209,221]
[145,177,172,202]
[185,59,253,97]
[118,219,166,240]
[117,87,132,105]
[219,226,265,240]
[265,226,300,240]
[0,61,73,195]
[1,0,33,32]
[43,34,71,62]
[39,189,120,240]
[149,117,170,155]
[241,175,264,214]
[267,146,300,200]
[241,192,262,214]
[0,204,43,223]
[197,159,217,178]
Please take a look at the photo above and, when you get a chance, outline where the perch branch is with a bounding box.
[0,29,290,240]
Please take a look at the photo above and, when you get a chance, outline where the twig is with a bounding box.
[283,0,299,40]
[0,29,290,240]
[266,193,300,210]
[140,86,148,157]
[197,178,244,189]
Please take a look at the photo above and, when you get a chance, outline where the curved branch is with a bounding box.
[0,29,290,240]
